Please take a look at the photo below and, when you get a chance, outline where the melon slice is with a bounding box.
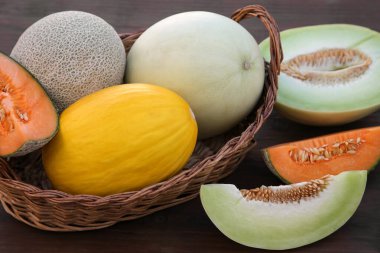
[0,52,58,156]
[262,126,380,183]
[200,171,367,250]
[259,24,380,125]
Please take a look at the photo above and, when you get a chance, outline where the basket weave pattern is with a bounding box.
[0,5,282,231]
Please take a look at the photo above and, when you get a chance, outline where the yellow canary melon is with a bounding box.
[42,84,198,196]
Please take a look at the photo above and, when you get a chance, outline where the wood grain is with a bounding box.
[0,0,379,252]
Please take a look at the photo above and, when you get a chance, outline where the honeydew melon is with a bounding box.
[126,11,265,139]
[200,170,367,250]
[11,11,126,112]
[260,24,380,125]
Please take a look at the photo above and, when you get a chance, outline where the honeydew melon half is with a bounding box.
[200,170,367,250]
[260,24,380,125]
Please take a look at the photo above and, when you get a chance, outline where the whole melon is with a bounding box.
[42,84,198,196]
[126,11,265,139]
[11,11,126,112]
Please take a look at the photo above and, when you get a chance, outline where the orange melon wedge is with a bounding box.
[262,126,380,183]
[0,52,58,156]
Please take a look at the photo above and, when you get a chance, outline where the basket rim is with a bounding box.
[0,127,254,201]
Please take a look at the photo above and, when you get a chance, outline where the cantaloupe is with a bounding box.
[0,52,58,156]
[11,11,126,112]
[262,126,380,183]
[42,84,198,196]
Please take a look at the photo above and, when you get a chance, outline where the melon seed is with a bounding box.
[0,108,4,121]
[281,48,372,85]
[15,109,29,122]
[289,137,364,164]
[240,176,330,203]
[0,72,30,132]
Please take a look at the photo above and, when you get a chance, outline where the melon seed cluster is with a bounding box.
[240,176,329,203]
[0,76,30,134]
[281,48,372,84]
[289,137,365,164]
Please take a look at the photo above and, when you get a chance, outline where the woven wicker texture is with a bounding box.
[0,5,283,231]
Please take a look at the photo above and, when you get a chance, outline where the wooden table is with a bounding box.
[0,0,379,252]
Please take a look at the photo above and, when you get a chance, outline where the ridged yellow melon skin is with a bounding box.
[42,84,198,196]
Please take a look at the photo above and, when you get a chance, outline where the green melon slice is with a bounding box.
[259,24,380,125]
[200,171,367,250]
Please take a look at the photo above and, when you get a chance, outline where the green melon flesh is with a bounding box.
[259,24,380,125]
[200,171,367,250]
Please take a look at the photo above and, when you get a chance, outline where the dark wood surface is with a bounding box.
[0,0,379,252]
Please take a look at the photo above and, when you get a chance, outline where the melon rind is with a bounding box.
[10,11,126,112]
[259,24,380,125]
[261,149,291,184]
[200,171,367,250]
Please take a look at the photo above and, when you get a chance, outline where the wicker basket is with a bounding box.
[0,5,282,231]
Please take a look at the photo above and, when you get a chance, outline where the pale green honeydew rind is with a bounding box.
[126,11,265,139]
[200,170,367,250]
[259,24,380,113]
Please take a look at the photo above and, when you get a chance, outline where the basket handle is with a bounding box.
[229,5,283,143]
[231,4,283,79]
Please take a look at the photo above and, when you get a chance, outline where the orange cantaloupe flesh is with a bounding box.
[263,126,380,183]
[0,52,57,156]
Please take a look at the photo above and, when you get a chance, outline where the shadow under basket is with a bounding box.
[0,5,283,231]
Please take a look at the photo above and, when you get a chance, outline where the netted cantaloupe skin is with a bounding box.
[11,11,126,112]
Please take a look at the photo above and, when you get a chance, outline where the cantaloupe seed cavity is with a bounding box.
[281,48,372,85]
[240,176,330,203]
[289,136,365,164]
[0,70,30,135]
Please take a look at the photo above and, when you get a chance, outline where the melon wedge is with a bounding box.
[262,126,380,183]
[0,52,58,156]
[200,171,367,250]
[259,24,380,125]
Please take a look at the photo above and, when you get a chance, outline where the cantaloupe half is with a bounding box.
[262,126,380,183]
[0,52,58,156]
[200,171,367,250]
[260,24,380,125]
